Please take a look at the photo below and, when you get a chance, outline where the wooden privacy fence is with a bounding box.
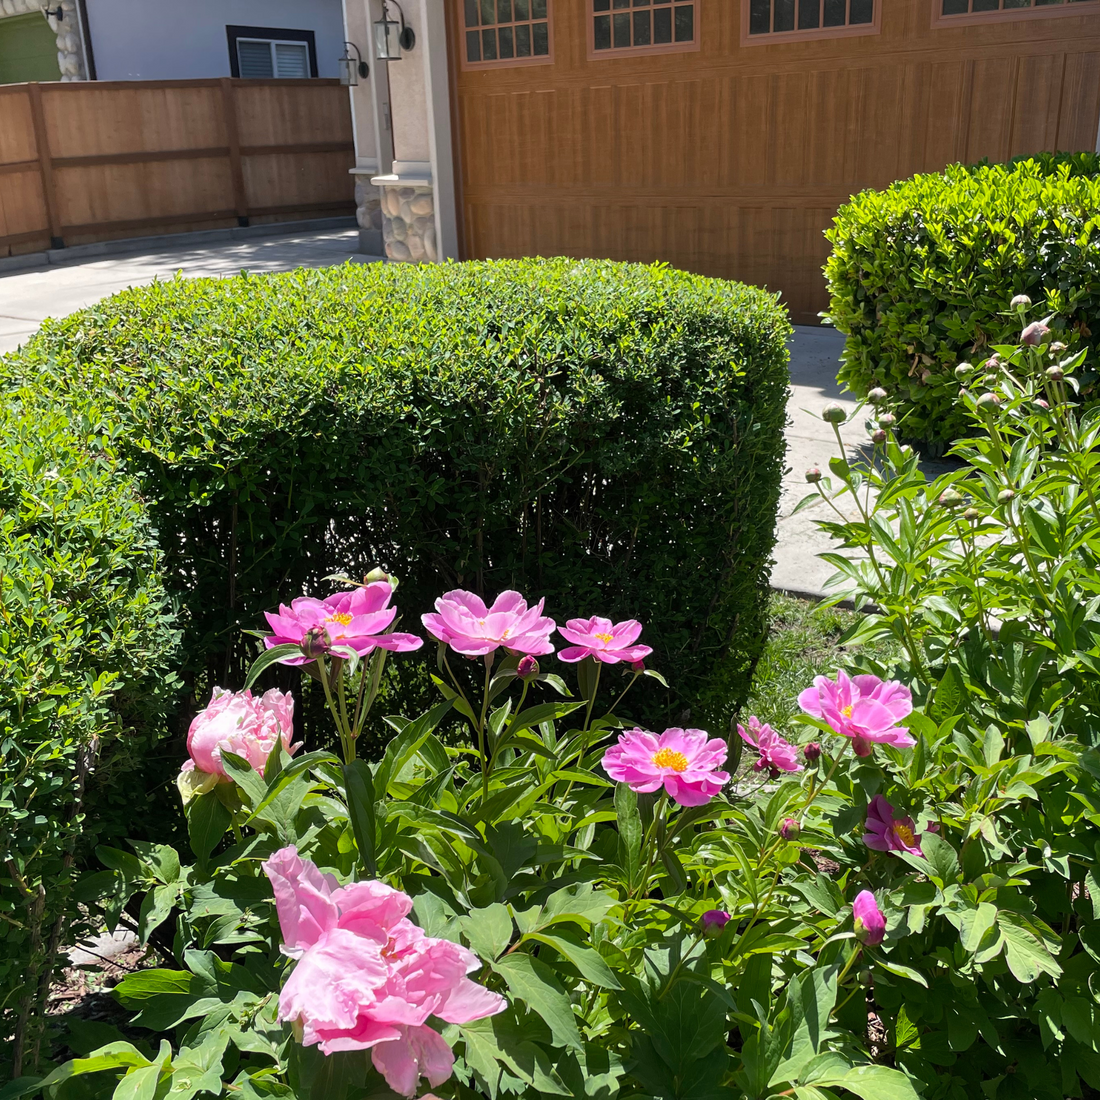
[0,78,355,257]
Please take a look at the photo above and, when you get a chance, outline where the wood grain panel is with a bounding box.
[452,0,1100,324]
[0,78,353,256]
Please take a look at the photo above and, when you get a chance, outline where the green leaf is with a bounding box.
[810,1064,922,1100]
[525,931,622,989]
[772,966,838,1084]
[959,902,998,953]
[461,903,514,961]
[344,760,379,876]
[920,832,959,886]
[218,750,267,808]
[243,644,304,689]
[490,952,583,1050]
[458,1015,572,1098]
[997,912,1062,983]
[374,699,454,798]
[614,782,641,890]
[929,664,966,725]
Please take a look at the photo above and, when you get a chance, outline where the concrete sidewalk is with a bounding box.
[0,227,375,356]
[0,231,869,598]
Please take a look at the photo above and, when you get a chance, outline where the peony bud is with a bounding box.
[1049,341,1067,354]
[871,429,887,444]
[803,741,822,763]
[976,392,1001,413]
[780,817,801,841]
[853,890,885,946]
[984,356,1002,371]
[517,655,538,678]
[963,507,981,521]
[867,387,888,405]
[822,403,847,424]
[954,363,972,381]
[1010,294,1032,309]
[1021,321,1050,347]
[938,488,964,508]
[301,625,331,659]
[805,466,823,484]
[1046,365,1064,382]
[997,489,1016,504]
[982,374,1000,387]
[630,659,646,673]
[701,910,731,938]
[1034,398,1050,410]
[877,413,896,427]
[364,566,397,589]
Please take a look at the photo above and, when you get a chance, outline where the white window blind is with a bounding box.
[236,39,310,78]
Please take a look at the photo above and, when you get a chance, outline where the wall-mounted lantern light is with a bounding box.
[41,3,64,19]
[338,41,369,85]
[373,0,414,61]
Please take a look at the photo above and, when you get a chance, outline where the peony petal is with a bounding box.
[557,645,592,663]
[435,978,508,1024]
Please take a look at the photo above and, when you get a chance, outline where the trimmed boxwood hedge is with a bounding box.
[1,258,791,742]
[824,152,1100,449]
[0,405,178,1076]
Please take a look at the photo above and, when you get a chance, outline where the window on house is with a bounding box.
[226,26,318,78]
[939,0,1094,14]
[592,0,697,53]
[747,0,875,36]
[462,0,551,65]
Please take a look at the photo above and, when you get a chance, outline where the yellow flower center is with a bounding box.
[894,823,916,847]
[652,748,689,772]
[594,632,614,643]
[325,613,354,626]
[840,704,854,718]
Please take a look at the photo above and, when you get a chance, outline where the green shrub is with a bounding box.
[0,258,791,736]
[824,153,1100,449]
[0,405,178,1076]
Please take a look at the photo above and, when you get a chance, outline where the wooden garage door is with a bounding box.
[448,0,1100,324]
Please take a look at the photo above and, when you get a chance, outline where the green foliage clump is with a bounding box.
[798,319,1100,1096]
[0,406,178,1076]
[0,258,792,733]
[824,153,1100,449]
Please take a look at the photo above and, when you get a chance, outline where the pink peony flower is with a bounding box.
[557,616,653,665]
[797,670,915,757]
[853,890,885,946]
[737,717,803,776]
[177,687,297,802]
[421,590,556,658]
[863,794,934,857]
[262,847,506,1097]
[602,727,730,807]
[265,582,423,667]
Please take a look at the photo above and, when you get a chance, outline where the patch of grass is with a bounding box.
[740,592,901,738]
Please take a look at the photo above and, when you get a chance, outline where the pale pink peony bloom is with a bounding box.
[265,582,423,666]
[421,590,556,657]
[737,716,803,776]
[864,794,935,857]
[853,890,886,946]
[262,847,505,1097]
[797,670,915,757]
[177,687,297,802]
[557,616,653,665]
[602,727,730,807]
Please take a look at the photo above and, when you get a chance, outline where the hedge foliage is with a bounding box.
[0,406,178,1075]
[1,257,791,739]
[824,152,1100,448]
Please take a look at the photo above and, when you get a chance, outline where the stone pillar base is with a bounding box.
[354,178,384,257]
[379,185,436,263]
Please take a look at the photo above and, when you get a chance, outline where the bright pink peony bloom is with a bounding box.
[557,616,653,665]
[262,847,506,1097]
[265,582,423,666]
[797,670,915,757]
[602,728,730,807]
[853,890,886,946]
[177,687,297,802]
[864,794,934,857]
[737,717,803,776]
[421,590,556,657]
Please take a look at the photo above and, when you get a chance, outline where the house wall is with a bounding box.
[449,0,1100,324]
[85,0,345,80]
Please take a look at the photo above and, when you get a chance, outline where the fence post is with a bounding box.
[27,83,63,250]
[220,78,250,227]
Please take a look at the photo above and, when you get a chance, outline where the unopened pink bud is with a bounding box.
[301,625,330,659]
[780,817,800,841]
[805,467,822,484]
[630,659,645,673]
[1021,321,1049,347]
[821,403,847,424]
[701,910,731,937]
[517,655,538,678]
[803,742,822,763]
[871,429,887,444]
[1010,294,1032,309]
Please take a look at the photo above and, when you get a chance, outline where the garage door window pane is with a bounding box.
[748,0,878,35]
[940,0,1096,11]
[592,0,696,51]
[463,0,551,64]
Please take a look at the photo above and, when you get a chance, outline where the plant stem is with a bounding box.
[584,660,602,730]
